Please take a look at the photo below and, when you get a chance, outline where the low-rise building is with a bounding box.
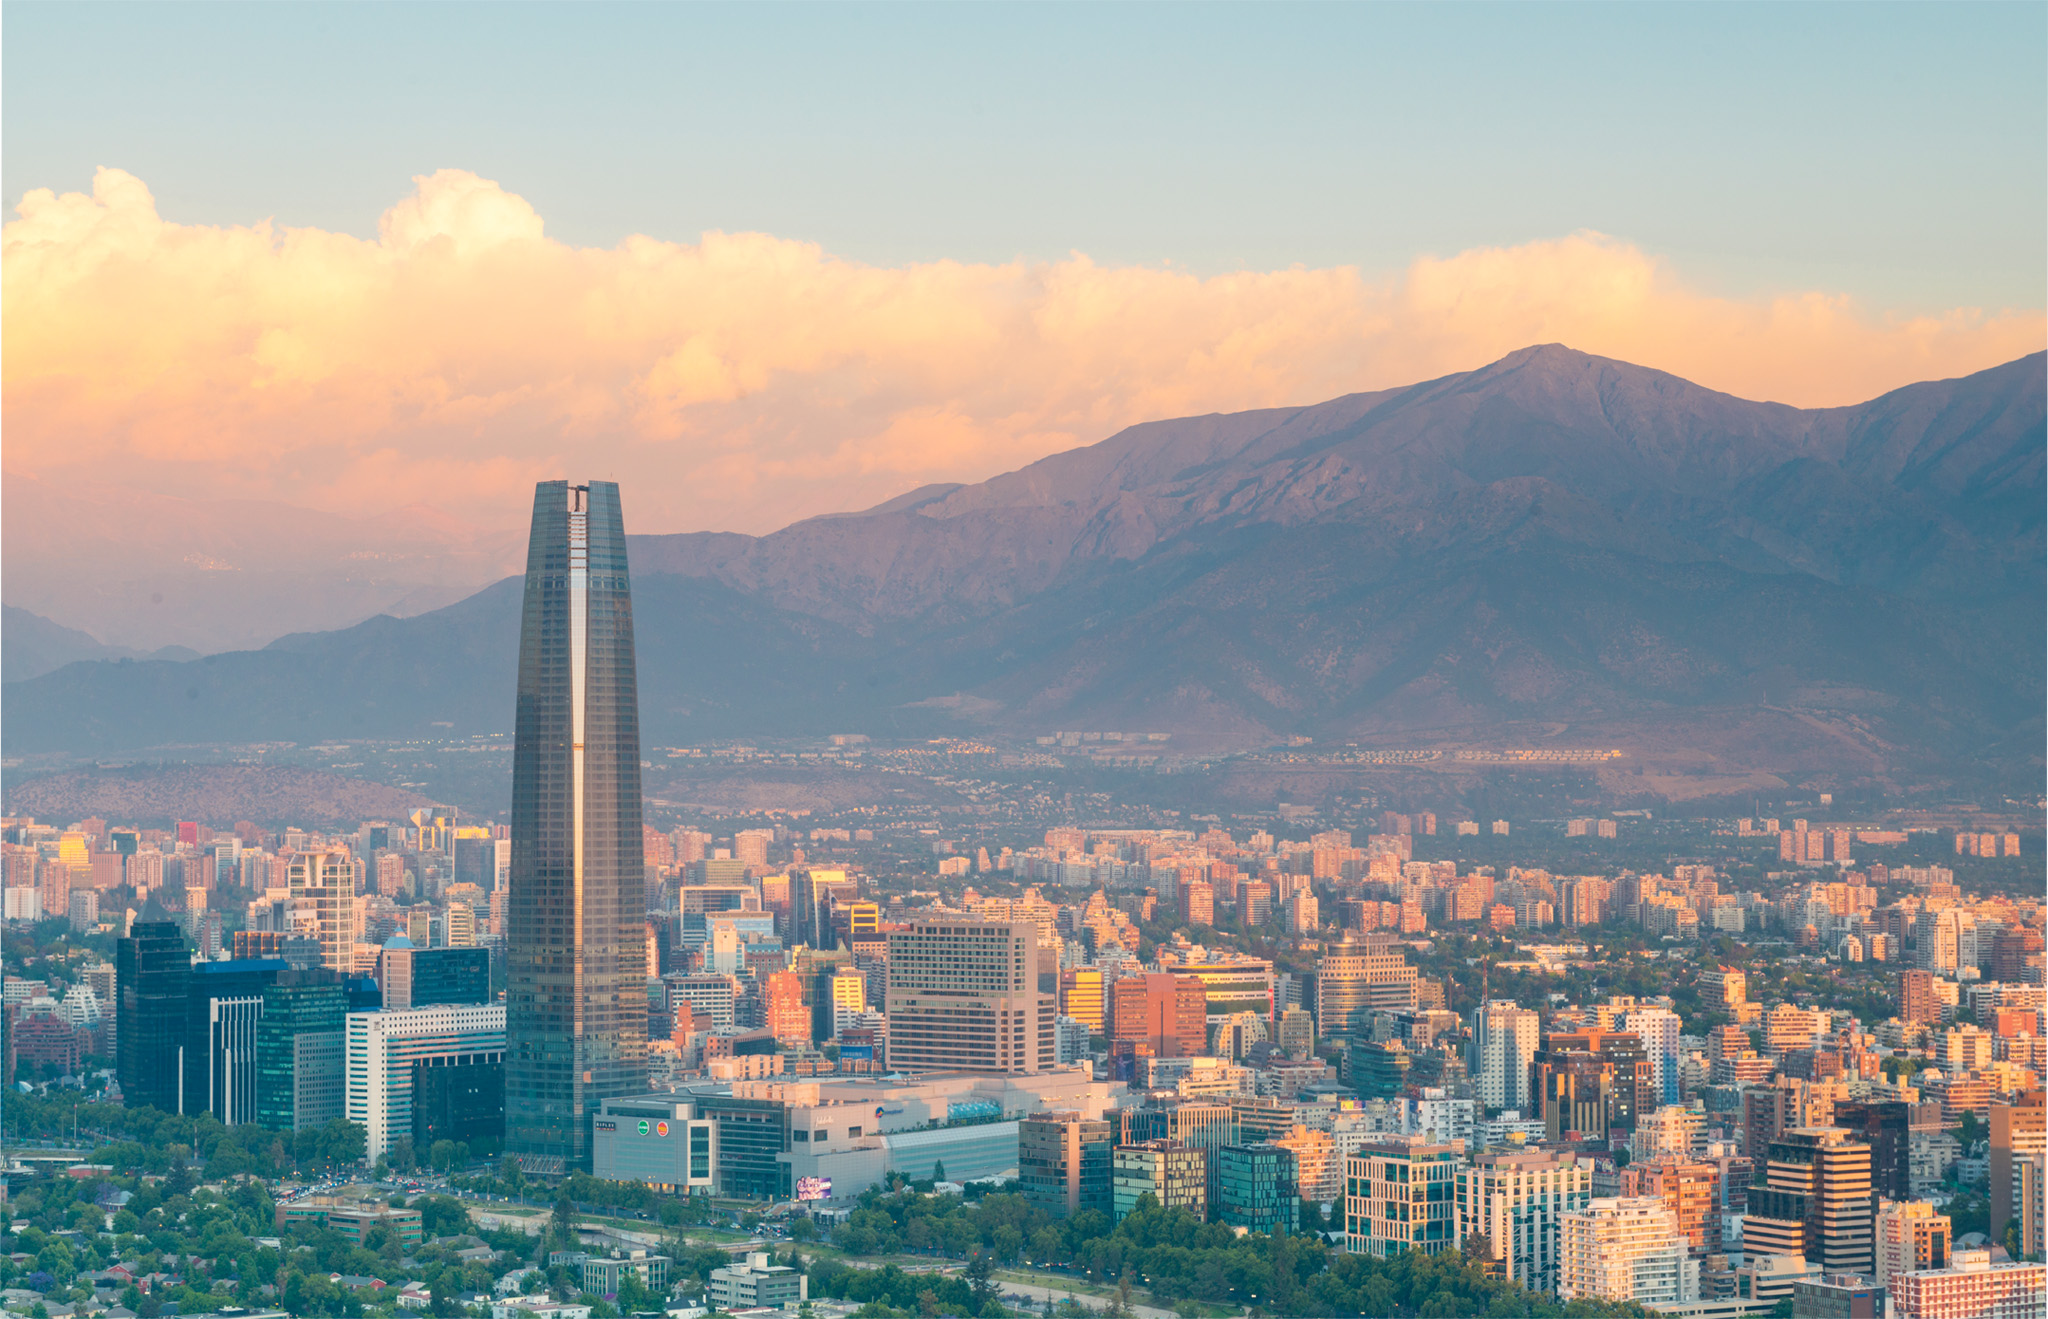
[707,1252,808,1311]
[1890,1249,2045,1319]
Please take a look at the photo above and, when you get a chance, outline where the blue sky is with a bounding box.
[5,1,2043,313]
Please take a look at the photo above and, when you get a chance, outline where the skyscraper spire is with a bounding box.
[506,480,647,1170]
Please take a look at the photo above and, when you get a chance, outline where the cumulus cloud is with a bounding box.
[5,166,2041,534]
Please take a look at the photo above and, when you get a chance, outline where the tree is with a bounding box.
[789,1217,817,1243]
[966,1249,998,1310]
[931,1160,946,1184]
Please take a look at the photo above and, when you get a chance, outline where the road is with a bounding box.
[994,1275,1187,1319]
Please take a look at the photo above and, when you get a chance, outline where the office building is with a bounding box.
[1875,1199,1951,1288]
[707,1253,807,1311]
[1059,968,1106,1034]
[256,969,347,1132]
[664,973,738,1032]
[1836,1099,1914,1202]
[117,919,190,1114]
[289,849,357,975]
[1476,1001,1540,1110]
[1558,1197,1694,1306]
[182,958,288,1124]
[1789,1274,1884,1319]
[347,1002,508,1163]
[1534,1028,1656,1139]
[1117,1101,1237,1153]
[1746,1126,1875,1276]
[1111,1141,1206,1221]
[885,917,1054,1074]
[1216,1143,1299,1234]
[507,480,650,1171]
[1889,1250,2044,1319]
[1020,1112,1114,1218]
[1623,1007,1683,1106]
[378,940,491,1011]
[1989,1090,2044,1257]
[590,1096,718,1195]
[1316,936,1418,1043]
[1345,1137,1462,1259]
[1456,1148,1592,1296]
[1273,1123,1341,1203]
[1111,973,1207,1058]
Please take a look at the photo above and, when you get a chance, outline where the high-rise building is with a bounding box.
[507,480,649,1170]
[1836,1099,1914,1202]
[1900,968,1942,1025]
[1746,1126,1875,1275]
[1456,1148,1592,1296]
[1020,1111,1114,1218]
[1875,1199,1951,1287]
[1345,1137,1463,1258]
[1989,1090,2044,1256]
[1624,1007,1683,1106]
[885,917,1054,1073]
[1216,1143,1299,1234]
[182,958,288,1125]
[1476,1001,1540,1110]
[256,969,348,1132]
[1111,1141,1207,1221]
[1316,936,1418,1044]
[347,1003,508,1163]
[764,971,811,1046]
[1111,973,1207,1058]
[1558,1197,1694,1306]
[117,920,190,1114]
[1534,1028,1656,1140]
[288,849,356,975]
[1059,968,1106,1034]
[377,941,491,1012]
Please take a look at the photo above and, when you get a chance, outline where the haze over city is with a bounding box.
[0,7,2042,1319]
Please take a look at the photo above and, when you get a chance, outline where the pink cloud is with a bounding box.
[5,167,2041,534]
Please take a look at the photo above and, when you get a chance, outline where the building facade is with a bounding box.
[117,920,189,1114]
[1020,1112,1114,1218]
[346,1002,508,1163]
[506,480,649,1171]
[1111,1141,1206,1221]
[1345,1137,1462,1259]
[1557,1196,1693,1307]
[1456,1148,1591,1296]
[885,918,1054,1074]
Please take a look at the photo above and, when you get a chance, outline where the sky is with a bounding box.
[4,1,2045,540]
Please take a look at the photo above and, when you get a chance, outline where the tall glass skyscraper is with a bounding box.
[506,480,648,1170]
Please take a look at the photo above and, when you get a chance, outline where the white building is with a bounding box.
[1476,1001,1540,1111]
[1624,1007,1683,1106]
[345,1003,507,1162]
[1559,1196,1695,1306]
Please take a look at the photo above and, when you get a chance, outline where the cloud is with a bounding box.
[5,166,2042,534]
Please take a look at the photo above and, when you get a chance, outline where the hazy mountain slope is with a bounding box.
[7,346,2041,783]
[1,605,199,683]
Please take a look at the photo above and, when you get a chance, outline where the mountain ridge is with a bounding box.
[8,345,2041,790]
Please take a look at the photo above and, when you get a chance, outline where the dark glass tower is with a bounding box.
[117,920,190,1114]
[506,480,647,1170]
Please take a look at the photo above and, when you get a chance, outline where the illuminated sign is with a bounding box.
[656,1121,670,1137]
[638,1120,650,1135]
[795,1176,832,1202]
[595,1120,616,1132]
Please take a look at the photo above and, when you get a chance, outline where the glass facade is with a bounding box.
[117,921,190,1114]
[184,958,287,1124]
[256,970,347,1131]
[507,480,648,1170]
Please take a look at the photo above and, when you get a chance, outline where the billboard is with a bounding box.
[795,1176,832,1202]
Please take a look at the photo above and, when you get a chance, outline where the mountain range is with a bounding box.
[7,345,2042,791]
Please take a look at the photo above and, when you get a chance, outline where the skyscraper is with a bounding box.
[289,849,357,975]
[506,480,648,1170]
[117,919,190,1114]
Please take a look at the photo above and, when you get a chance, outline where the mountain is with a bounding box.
[2,765,437,829]
[1,605,199,683]
[1,475,523,653]
[7,346,2042,788]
